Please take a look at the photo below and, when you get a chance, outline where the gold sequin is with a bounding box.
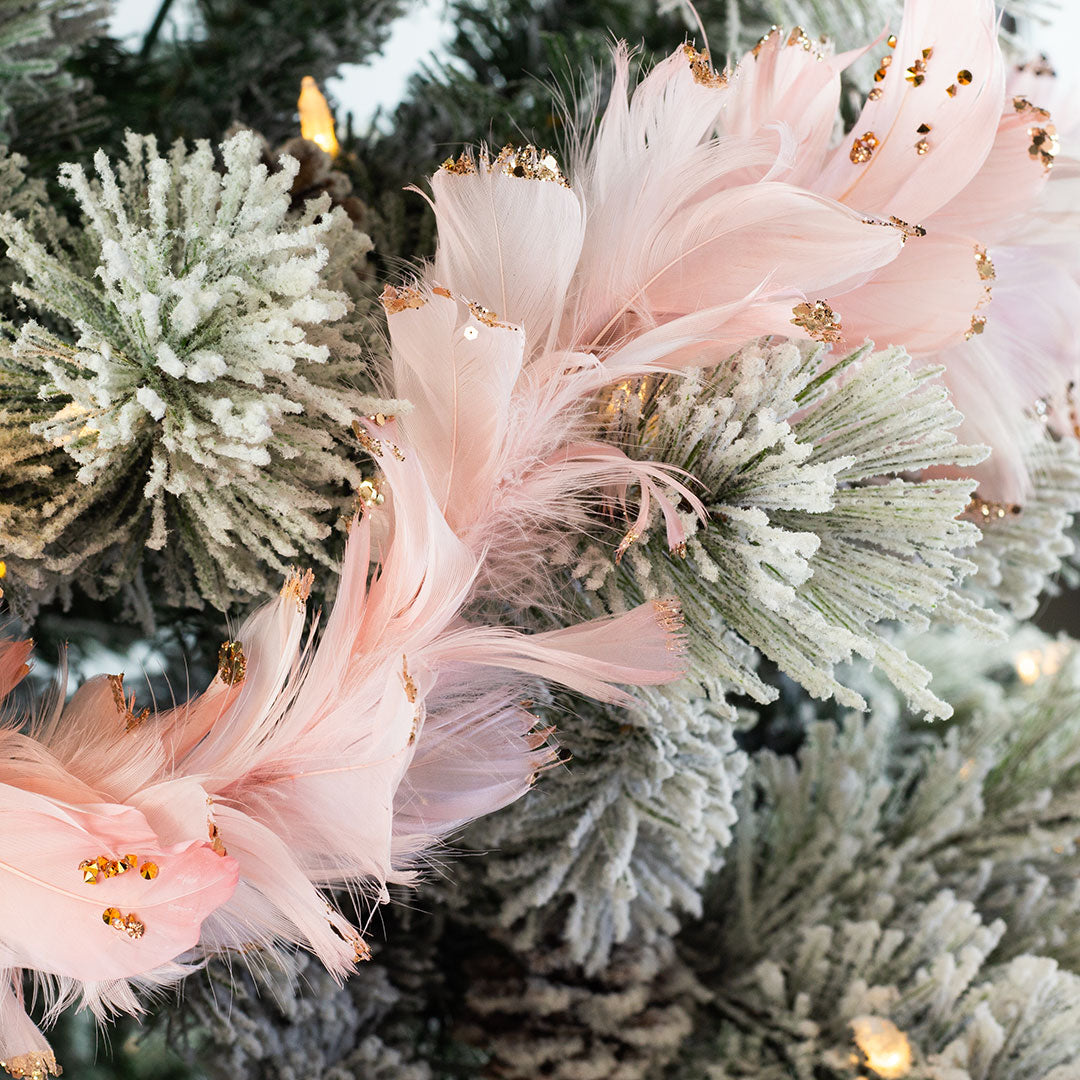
[102,907,145,939]
[850,131,879,164]
[873,54,892,83]
[367,413,394,426]
[915,139,930,155]
[380,285,426,314]
[355,478,385,509]
[791,300,843,343]
[0,1051,61,1078]
[905,55,927,86]
[280,568,314,611]
[683,44,728,88]
[217,640,247,686]
[1029,125,1059,170]
[966,315,987,339]
[957,69,973,85]
[439,152,476,175]
[917,122,932,134]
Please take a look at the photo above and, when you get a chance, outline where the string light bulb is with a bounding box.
[298,76,340,158]
[1014,641,1071,685]
[851,1016,913,1079]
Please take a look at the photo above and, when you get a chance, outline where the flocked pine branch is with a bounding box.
[576,340,1000,719]
[0,129,382,617]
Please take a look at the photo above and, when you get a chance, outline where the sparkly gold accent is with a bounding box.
[904,52,928,86]
[946,83,958,97]
[751,26,779,59]
[1013,96,1051,120]
[367,413,394,426]
[791,300,842,343]
[217,640,246,686]
[1029,125,1059,170]
[965,496,1021,522]
[652,597,684,637]
[79,853,141,883]
[0,1051,62,1078]
[957,69,973,85]
[615,529,639,565]
[922,47,934,60]
[683,44,728,88]
[439,152,476,175]
[974,245,996,282]
[355,477,385,509]
[380,285,426,315]
[786,26,812,50]
[467,300,512,329]
[886,34,897,48]
[106,673,150,733]
[873,54,892,83]
[209,819,227,857]
[966,315,987,339]
[868,87,883,101]
[139,861,159,880]
[672,542,687,559]
[916,122,932,134]
[850,131,879,164]
[490,144,569,186]
[280,568,314,611]
[401,656,418,704]
[861,215,927,240]
[102,907,145,939]
[915,139,930,155]
[352,419,383,458]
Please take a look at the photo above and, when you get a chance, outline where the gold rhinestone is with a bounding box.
[957,69,973,85]
[915,139,930,155]
[868,87,883,101]
[946,83,958,97]
[850,131,879,164]
[139,861,159,880]
[917,122,932,134]
[102,906,122,927]
[886,34,897,48]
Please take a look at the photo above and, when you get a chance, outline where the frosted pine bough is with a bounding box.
[0,130,374,612]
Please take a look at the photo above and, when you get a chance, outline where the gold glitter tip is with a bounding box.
[217,640,247,686]
[1029,124,1059,170]
[751,26,780,59]
[615,529,640,565]
[490,144,569,186]
[106,673,150,733]
[652,597,685,638]
[102,907,145,939]
[1013,96,1051,119]
[401,655,418,704]
[791,300,842,343]
[0,1051,62,1078]
[975,245,996,282]
[966,314,987,339]
[467,300,511,328]
[683,44,728,87]
[380,285,427,315]
[786,26,812,50]
[352,419,383,458]
[440,152,476,175]
[280,568,315,611]
[672,541,687,559]
[850,131,879,164]
[209,819,227,857]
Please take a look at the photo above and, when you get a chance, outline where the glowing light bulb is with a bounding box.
[298,76,340,158]
[1015,649,1042,684]
[851,1016,913,1079]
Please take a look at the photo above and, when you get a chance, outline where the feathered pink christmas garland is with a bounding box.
[3,0,1079,1073]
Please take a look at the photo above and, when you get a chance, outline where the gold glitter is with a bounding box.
[615,529,639,565]
[217,640,246,686]
[490,144,569,186]
[1013,96,1051,119]
[886,34,897,48]
[791,300,842,343]
[139,861,159,880]
[974,245,996,282]
[904,54,927,86]
[106,673,150,733]
[868,87,883,101]
[786,26,812,50]
[280,567,314,611]
[683,44,728,87]
[957,69,973,85]
[0,1051,61,1078]
[873,54,892,82]
[467,300,511,328]
[965,495,1021,522]
[862,214,927,240]
[652,598,684,636]
[80,854,140,883]
[1029,125,1059,170]
[672,541,687,559]
[352,419,383,458]
[922,47,934,60]
[355,477,385,509]
[850,131,879,164]
[966,315,987,339]
[915,139,930,155]
[209,819,227,857]
[380,285,426,315]
[751,26,779,59]
[946,83,958,97]
[401,656,418,704]
[439,152,476,175]
[102,907,145,939]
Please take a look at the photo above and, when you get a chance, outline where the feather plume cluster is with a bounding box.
[2,0,1078,1072]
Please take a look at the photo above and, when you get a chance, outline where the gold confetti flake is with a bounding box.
[208,819,227,857]
[1029,125,1059,170]
[0,1051,61,1079]
[366,412,394,426]
[106,673,150,733]
[217,640,247,686]
[102,907,145,939]
[957,69,973,85]
[467,300,512,328]
[439,152,476,175]
[791,300,842,343]
[974,245,996,282]
[280,567,315,611]
[915,139,930,155]
[490,144,569,186]
[683,44,728,87]
[946,83,958,97]
[850,131,879,164]
[615,529,640,565]
[355,477,385,509]
[966,314,987,339]
[886,34,897,48]
[352,419,383,458]
[862,214,927,240]
[380,285,426,315]
[1013,96,1051,119]
[401,656,418,704]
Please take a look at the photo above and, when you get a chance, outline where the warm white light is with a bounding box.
[298,76,340,159]
[1016,649,1042,685]
[851,1016,913,1079]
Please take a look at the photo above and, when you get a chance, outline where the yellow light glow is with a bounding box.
[851,1016,912,1079]
[1016,649,1042,685]
[298,76,340,158]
